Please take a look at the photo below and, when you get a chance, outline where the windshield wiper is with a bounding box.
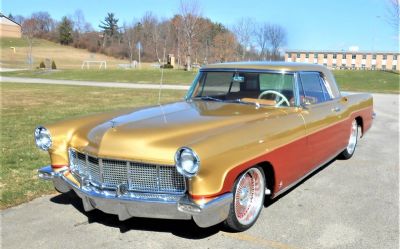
[193,96,223,102]
[227,99,262,107]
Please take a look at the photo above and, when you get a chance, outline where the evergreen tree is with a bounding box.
[59,16,73,45]
[99,13,119,39]
[8,13,14,21]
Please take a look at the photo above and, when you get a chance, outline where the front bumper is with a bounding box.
[38,165,232,228]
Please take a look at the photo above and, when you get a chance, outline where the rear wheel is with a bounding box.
[224,167,265,232]
[338,119,360,159]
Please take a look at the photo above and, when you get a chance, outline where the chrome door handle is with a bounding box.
[332,107,341,112]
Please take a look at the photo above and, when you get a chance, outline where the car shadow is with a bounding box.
[50,158,336,237]
[50,192,221,239]
[264,158,336,208]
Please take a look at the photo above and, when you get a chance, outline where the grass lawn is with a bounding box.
[0,83,185,209]
[333,70,399,93]
[1,68,399,92]
[0,68,197,85]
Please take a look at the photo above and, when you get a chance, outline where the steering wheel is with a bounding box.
[258,90,290,107]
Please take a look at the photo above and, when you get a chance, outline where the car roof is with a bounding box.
[201,61,328,72]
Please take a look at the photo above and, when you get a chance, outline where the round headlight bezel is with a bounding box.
[34,126,52,151]
[175,147,200,178]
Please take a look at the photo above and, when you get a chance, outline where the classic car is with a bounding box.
[36,62,374,231]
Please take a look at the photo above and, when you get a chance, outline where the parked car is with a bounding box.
[36,62,374,231]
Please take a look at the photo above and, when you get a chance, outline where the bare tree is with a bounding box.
[266,24,286,61]
[141,12,161,63]
[123,21,139,66]
[13,15,25,25]
[386,0,400,32]
[73,9,86,34]
[179,0,201,71]
[212,32,237,62]
[254,22,269,60]
[31,11,54,36]
[21,18,38,69]
[232,18,254,60]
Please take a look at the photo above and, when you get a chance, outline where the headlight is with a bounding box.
[34,126,52,151]
[175,147,200,177]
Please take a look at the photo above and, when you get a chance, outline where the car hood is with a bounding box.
[66,101,285,164]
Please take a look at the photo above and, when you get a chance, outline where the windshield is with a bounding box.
[188,71,296,107]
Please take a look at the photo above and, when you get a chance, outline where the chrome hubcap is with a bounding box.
[347,120,358,154]
[234,168,265,225]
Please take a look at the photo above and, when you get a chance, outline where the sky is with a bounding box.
[2,0,399,52]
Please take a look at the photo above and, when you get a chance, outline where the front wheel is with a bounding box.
[338,119,360,159]
[224,167,265,232]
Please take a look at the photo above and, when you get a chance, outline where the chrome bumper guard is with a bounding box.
[38,165,232,228]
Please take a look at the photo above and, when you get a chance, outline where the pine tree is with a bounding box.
[59,16,73,45]
[99,13,119,40]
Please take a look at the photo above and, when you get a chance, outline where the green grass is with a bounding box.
[0,69,197,85]
[0,37,59,49]
[333,70,399,93]
[0,83,185,208]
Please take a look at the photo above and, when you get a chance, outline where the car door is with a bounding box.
[298,72,346,170]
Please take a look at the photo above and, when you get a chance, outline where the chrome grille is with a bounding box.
[68,149,186,194]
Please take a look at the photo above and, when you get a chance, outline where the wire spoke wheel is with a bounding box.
[346,119,358,155]
[233,168,265,226]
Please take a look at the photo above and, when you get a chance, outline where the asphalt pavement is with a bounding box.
[1,76,190,90]
[1,93,399,249]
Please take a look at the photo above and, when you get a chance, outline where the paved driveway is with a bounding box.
[1,93,398,249]
[1,76,189,90]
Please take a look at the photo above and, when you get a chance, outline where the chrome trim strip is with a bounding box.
[200,68,297,74]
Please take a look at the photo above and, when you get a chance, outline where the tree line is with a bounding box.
[7,1,287,70]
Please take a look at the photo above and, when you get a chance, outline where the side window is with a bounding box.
[299,72,328,105]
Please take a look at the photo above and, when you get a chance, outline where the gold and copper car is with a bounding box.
[36,62,374,231]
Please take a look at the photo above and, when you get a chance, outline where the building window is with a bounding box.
[323,63,327,67]
[323,54,327,59]
[372,54,376,59]
[362,65,366,70]
[362,54,366,59]
[352,54,356,59]
[383,55,387,60]
[297,53,300,58]
[333,63,337,68]
[393,55,397,60]
[314,53,318,58]
[333,54,337,59]
[342,53,346,59]
[306,53,309,58]
[382,65,386,70]
[393,65,397,70]
[372,65,376,70]
[287,53,291,58]
[352,64,355,69]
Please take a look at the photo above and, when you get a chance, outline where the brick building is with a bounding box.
[285,50,399,71]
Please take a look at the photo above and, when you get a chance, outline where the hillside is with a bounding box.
[0,37,127,69]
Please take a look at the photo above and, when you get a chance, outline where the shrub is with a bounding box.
[39,61,46,69]
[51,60,57,69]
[161,64,173,69]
